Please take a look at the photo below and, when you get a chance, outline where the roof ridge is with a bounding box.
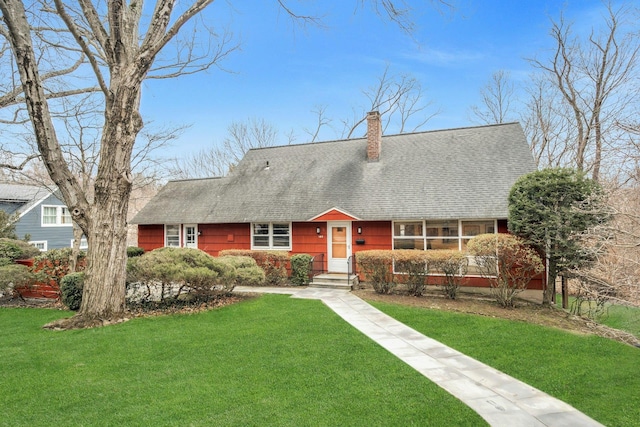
[167,176,226,184]
[246,122,521,153]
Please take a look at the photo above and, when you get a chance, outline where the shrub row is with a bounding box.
[356,249,468,298]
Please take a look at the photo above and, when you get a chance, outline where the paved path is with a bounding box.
[235,286,604,427]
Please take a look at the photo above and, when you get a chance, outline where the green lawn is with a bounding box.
[0,295,484,427]
[372,301,640,427]
[555,294,640,337]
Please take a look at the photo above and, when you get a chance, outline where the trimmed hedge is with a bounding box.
[290,254,313,286]
[126,246,145,258]
[0,238,41,262]
[127,247,237,301]
[218,256,265,286]
[357,249,469,297]
[356,250,396,294]
[428,250,468,300]
[218,249,289,286]
[0,264,35,297]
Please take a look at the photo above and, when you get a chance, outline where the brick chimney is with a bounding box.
[366,111,382,162]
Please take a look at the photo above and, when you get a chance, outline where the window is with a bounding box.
[41,205,72,226]
[393,219,498,275]
[252,223,291,250]
[69,238,88,251]
[165,225,180,247]
[30,241,47,251]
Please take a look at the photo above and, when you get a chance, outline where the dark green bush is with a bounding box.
[0,238,41,261]
[290,254,313,286]
[219,249,289,286]
[356,250,396,294]
[60,272,85,310]
[0,264,35,296]
[126,246,145,258]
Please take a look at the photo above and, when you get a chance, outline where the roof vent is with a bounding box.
[264,161,270,170]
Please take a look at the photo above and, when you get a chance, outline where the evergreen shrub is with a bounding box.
[290,254,313,286]
[218,249,289,286]
[60,272,85,310]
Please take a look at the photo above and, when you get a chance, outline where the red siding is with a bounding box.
[135,219,544,290]
[138,224,164,252]
[291,222,327,256]
[352,221,392,253]
[198,223,251,257]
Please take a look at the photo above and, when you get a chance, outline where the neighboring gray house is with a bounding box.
[0,183,84,251]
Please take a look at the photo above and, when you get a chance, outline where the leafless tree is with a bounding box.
[528,2,640,182]
[341,64,439,139]
[469,70,516,125]
[521,75,576,168]
[0,0,237,326]
[0,0,451,327]
[168,117,293,179]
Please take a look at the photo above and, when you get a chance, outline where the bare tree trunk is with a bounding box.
[69,225,84,272]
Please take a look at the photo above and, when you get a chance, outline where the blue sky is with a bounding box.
[139,0,614,158]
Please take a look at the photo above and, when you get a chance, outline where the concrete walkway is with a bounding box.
[234,286,604,427]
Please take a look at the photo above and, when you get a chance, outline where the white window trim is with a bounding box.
[165,224,181,247]
[251,222,292,250]
[30,241,48,252]
[183,224,198,248]
[70,237,88,250]
[41,205,73,227]
[391,219,498,276]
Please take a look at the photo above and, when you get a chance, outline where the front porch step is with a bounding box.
[309,273,358,290]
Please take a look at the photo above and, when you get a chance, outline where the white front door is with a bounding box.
[184,224,198,248]
[327,221,351,273]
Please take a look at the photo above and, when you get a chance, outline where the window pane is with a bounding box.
[253,223,269,235]
[166,225,180,247]
[273,235,290,247]
[426,239,459,250]
[61,207,72,224]
[394,222,423,237]
[272,223,290,235]
[253,236,269,247]
[462,220,495,237]
[425,220,458,238]
[393,239,424,250]
[43,207,57,224]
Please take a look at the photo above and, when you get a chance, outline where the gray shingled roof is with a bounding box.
[0,183,52,216]
[132,122,535,224]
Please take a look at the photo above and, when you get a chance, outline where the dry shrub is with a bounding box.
[356,250,395,294]
[468,234,543,308]
[427,250,468,300]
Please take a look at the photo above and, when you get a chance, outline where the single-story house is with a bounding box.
[0,182,86,251]
[132,112,541,288]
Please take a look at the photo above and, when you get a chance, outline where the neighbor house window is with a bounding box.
[251,223,291,250]
[69,238,89,251]
[30,241,47,251]
[41,205,72,226]
[165,225,180,247]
